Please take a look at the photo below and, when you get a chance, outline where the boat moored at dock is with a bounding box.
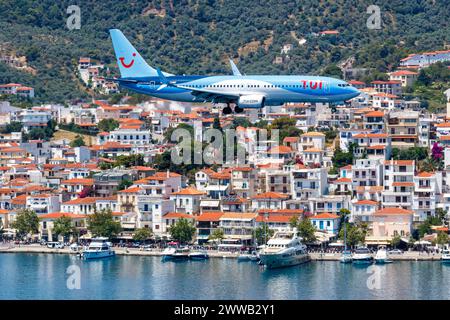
[188,250,209,260]
[81,237,115,260]
[375,246,393,264]
[259,229,310,269]
[441,249,450,263]
[352,246,373,265]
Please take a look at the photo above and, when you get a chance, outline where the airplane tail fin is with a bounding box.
[109,29,170,78]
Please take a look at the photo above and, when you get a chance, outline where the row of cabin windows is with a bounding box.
[115,135,148,140]
[191,84,317,89]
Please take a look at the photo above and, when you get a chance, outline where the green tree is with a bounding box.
[297,217,316,243]
[332,147,354,168]
[133,228,153,241]
[53,215,75,240]
[168,218,196,243]
[289,215,299,229]
[436,231,449,247]
[87,208,121,239]
[114,154,144,168]
[418,219,432,238]
[390,235,402,248]
[321,64,343,78]
[253,225,274,246]
[339,222,367,247]
[117,179,133,191]
[208,228,224,243]
[1,121,23,134]
[69,135,86,147]
[98,118,119,132]
[11,209,39,239]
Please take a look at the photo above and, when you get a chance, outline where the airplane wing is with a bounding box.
[229,59,242,76]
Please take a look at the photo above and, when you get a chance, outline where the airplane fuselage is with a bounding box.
[118,75,360,107]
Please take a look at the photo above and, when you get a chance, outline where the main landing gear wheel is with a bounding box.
[223,106,233,115]
[331,106,337,113]
[234,106,244,113]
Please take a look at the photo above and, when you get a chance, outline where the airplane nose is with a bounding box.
[348,86,360,98]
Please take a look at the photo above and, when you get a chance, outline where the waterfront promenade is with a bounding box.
[0,243,443,261]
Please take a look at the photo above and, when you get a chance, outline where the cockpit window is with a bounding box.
[337,83,351,87]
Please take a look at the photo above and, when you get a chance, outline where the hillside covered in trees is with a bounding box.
[0,0,449,103]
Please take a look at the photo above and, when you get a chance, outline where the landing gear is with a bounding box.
[223,105,233,115]
[234,106,244,113]
[331,105,337,113]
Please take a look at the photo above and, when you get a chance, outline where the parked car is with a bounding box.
[47,242,64,249]
[388,249,403,255]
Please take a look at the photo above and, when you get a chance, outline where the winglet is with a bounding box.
[156,68,169,84]
[229,59,242,76]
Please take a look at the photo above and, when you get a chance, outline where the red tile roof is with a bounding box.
[374,207,413,215]
[252,192,289,200]
[196,212,224,222]
[312,212,340,219]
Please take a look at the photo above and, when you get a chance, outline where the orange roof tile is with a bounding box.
[61,178,94,185]
[354,200,379,206]
[196,212,224,222]
[252,192,289,200]
[417,172,434,178]
[312,212,340,219]
[392,182,414,187]
[163,212,195,219]
[39,212,86,219]
[220,212,258,220]
[171,187,205,196]
[374,207,413,215]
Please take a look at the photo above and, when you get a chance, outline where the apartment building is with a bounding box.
[382,160,415,210]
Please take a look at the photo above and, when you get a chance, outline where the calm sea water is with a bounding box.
[1,253,449,300]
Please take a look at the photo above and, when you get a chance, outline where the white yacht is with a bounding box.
[82,237,115,260]
[352,246,373,265]
[442,248,450,263]
[259,229,310,269]
[375,246,393,264]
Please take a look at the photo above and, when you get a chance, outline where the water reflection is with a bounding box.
[0,254,449,300]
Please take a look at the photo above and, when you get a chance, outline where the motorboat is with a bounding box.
[375,246,393,264]
[340,250,353,264]
[171,247,191,260]
[442,248,450,263]
[161,247,177,260]
[81,237,115,260]
[188,250,209,260]
[237,251,259,262]
[352,246,373,265]
[259,229,310,269]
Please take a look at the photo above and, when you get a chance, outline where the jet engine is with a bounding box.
[237,95,266,109]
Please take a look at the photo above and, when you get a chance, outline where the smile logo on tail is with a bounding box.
[119,53,136,68]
